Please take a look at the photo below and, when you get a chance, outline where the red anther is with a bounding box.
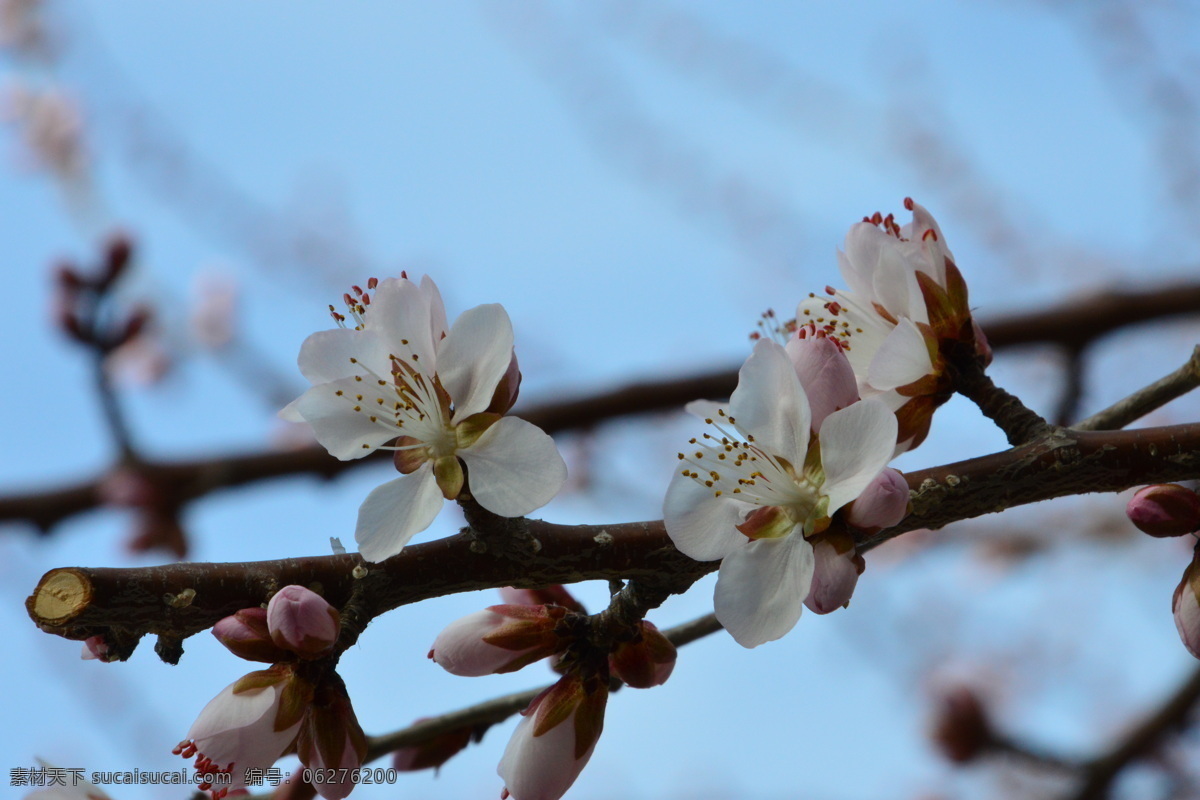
[400,270,409,279]
[766,308,775,317]
[825,285,836,295]
[826,302,842,315]
[367,277,379,289]
[361,293,371,305]
[343,293,353,306]
[904,196,914,210]
[870,211,883,226]
[351,285,363,296]
[749,332,761,340]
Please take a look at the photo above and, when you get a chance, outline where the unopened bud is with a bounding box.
[111,306,152,349]
[267,585,341,658]
[930,685,992,764]
[81,634,118,662]
[429,605,568,676]
[1174,551,1200,659]
[392,720,473,773]
[1127,484,1200,537]
[804,531,865,615]
[486,351,522,415]
[843,468,909,532]
[297,675,367,800]
[609,621,676,688]
[498,584,586,613]
[499,672,607,800]
[212,607,290,663]
[101,232,133,287]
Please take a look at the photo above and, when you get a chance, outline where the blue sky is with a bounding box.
[4,2,1200,799]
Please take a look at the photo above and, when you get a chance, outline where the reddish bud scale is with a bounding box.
[609,621,677,689]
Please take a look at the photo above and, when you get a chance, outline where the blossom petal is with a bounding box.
[355,468,445,562]
[438,304,515,420]
[785,335,859,430]
[866,317,934,392]
[819,398,897,514]
[282,378,399,460]
[458,416,566,517]
[728,340,811,463]
[368,277,439,375]
[662,468,751,561]
[295,328,390,385]
[713,534,814,648]
[684,399,727,421]
[420,274,449,342]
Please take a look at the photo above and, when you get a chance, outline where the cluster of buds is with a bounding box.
[51,232,147,354]
[175,586,365,800]
[421,585,676,800]
[1126,485,1200,659]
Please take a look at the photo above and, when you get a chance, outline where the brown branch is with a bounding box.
[1068,666,1200,800]
[954,360,1052,446]
[6,283,1200,534]
[28,422,1200,658]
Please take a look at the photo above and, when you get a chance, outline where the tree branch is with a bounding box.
[1075,346,1200,432]
[1067,666,1200,800]
[7,283,1200,533]
[28,422,1200,658]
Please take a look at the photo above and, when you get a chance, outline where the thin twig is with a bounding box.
[1067,666,1200,800]
[1075,346,1200,432]
[1054,346,1088,427]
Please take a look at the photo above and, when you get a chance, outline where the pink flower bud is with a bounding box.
[81,634,117,662]
[213,607,290,663]
[843,467,909,532]
[392,720,473,773]
[786,329,859,431]
[609,621,676,689]
[498,585,587,613]
[804,532,865,615]
[498,674,607,800]
[1127,484,1200,538]
[267,586,340,658]
[430,605,567,677]
[1174,554,1200,659]
[296,676,368,800]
